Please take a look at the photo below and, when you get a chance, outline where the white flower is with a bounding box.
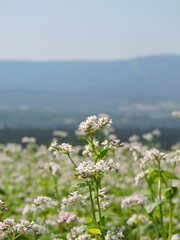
[16,219,42,234]
[134,170,150,185]
[49,142,74,157]
[21,137,36,144]
[142,133,153,142]
[152,129,161,137]
[78,115,112,134]
[61,191,87,210]
[172,111,180,118]
[142,148,167,167]
[127,214,149,226]
[22,204,36,215]
[99,188,109,211]
[33,196,57,211]
[53,130,68,137]
[45,162,61,175]
[58,211,78,223]
[105,226,126,239]
[75,159,119,178]
[121,193,147,208]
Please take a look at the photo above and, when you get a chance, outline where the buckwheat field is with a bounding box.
[0,115,179,240]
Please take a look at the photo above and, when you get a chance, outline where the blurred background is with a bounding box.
[0,0,180,147]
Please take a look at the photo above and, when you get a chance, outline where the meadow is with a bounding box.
[0,114,179,240]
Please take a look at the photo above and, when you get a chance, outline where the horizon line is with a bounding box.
[0,54,179,63]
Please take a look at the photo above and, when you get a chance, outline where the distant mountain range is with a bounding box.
[0,55,180,114]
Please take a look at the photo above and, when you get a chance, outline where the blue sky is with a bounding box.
[0,0,180,60]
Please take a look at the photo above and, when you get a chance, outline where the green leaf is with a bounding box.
[145,199,169,215]
[163,187,177,199]
[97,148,114,159]
[69,180,91,191]
[81,137,93,147]
[86,228,102,235]
[86,217,93,224]
[0,189,6,195]
[147,169,160,185]
[161,171,179,180]
[102,211,119,217]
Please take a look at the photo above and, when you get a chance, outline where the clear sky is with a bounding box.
[0,0,180,61]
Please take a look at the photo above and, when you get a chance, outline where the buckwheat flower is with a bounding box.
[46,162,61,175]
[167,150,180,164]
[79,115,99,134]
[53,130,68,137]
[0,200,8,212]
[75,159,119,178]
[0,218,16,234]
[172,234,180,240]
[21,137,36,144]
[96,159,119,174]
[98,117,112,128]
[172,111,180,118]
[33,196,57,211]
[22,204,36,215]
[75,160,96,178]
[99,188,109,211]
[57,211,78,223]
[109,139,124,149]
[49,142,74,158]
[82,145,93,157]
[142,133,153,142]
[121,193,147,209]
[16,219,42,234]
[52,239,63,240]
[152,129,161,137]
[130,146,143,161]
[127,214,149,226]
[128,135,140,142]
[105,226,126,239]
[67,225,86,240]
[143,149,167,165]
[61,191,87,210]
[134,169,150,185]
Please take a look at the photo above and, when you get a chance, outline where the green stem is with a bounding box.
[96,181,105,240]
[89,185,97,225]
[158,179,166,240]
[52,175,61,210]
[13,232,25,240]
[68,154,77,168]
[168,198,173,240]
[142,206,159,240]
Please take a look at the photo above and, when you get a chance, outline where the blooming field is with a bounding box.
[0,115,179,240]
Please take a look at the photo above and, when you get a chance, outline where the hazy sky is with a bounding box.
[0,0,180,61]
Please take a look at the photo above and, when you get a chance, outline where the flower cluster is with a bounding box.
[61,191,87,210]
[127,214,149,226]
[75,159,119,178]
[33,196,57,211]
[142,148,167,166]
[16,219,42,234]
[134,169,150,185]
[67,226,94,240]
[99,188,109,211]
[78,115,112,134]
[45,162,61,175]
[0,200,8,212]
[105,226,126,239]
[121,193,147,209]
[0,218,42,236]
[57,211,78,223]
[49,141,74,158]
